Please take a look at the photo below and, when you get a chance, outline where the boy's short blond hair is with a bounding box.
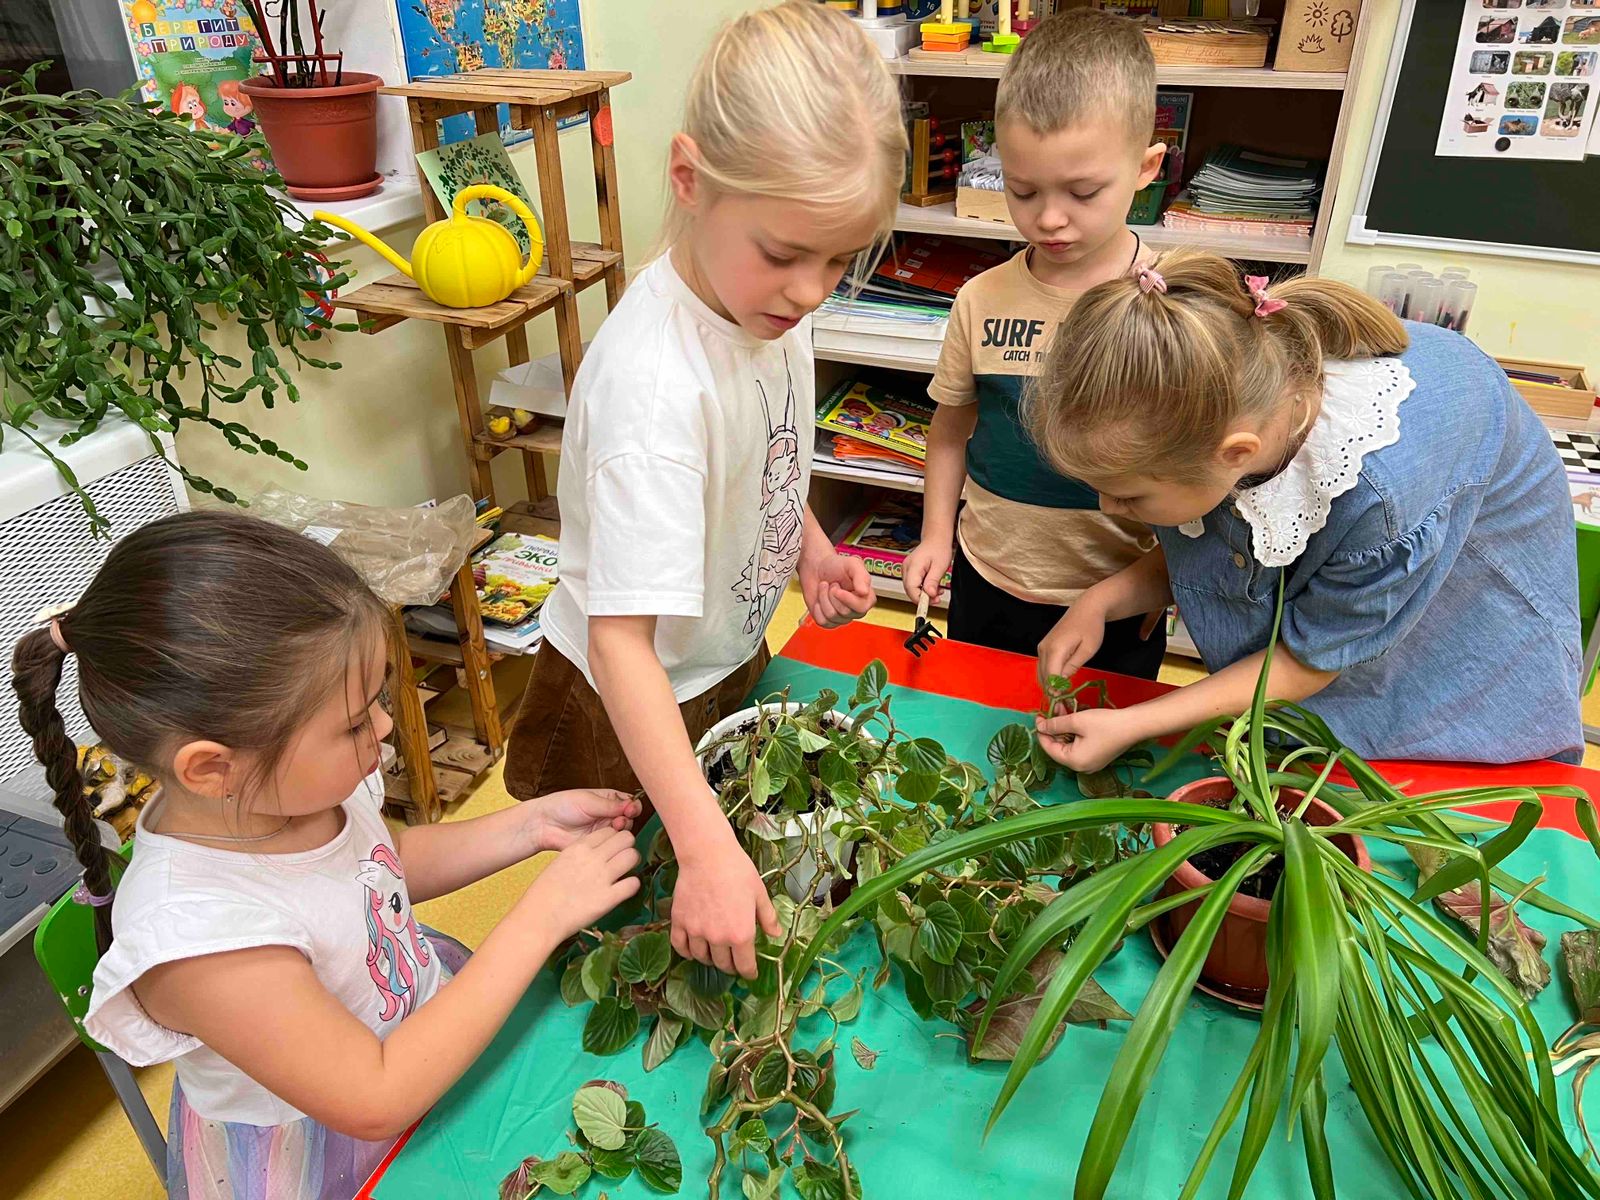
[995,9,1156,147]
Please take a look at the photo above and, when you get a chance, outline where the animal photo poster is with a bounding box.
[1436,0,1600,158]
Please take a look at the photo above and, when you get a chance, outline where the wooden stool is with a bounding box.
[384,529,503,824]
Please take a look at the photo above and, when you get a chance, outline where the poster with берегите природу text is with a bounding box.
[1435,0,1600,159]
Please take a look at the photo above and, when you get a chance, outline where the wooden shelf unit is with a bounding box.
[810,12,1376,639]
[334,68,630,509]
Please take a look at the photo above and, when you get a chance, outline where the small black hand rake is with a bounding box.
[903,594,943,658]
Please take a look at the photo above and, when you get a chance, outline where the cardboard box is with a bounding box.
[1497,356,1596,429]
[955,186,1011,224]
[1274,0,1362,72]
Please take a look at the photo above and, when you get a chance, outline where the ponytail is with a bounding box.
[11,626,119,950]
[1026,250,1410,484]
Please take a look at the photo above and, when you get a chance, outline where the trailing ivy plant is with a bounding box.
[0,65,352,531]
[555,661,1147,1199]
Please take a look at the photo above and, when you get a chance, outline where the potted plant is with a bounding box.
[798,598,1600,1199]
[239,0,383,201]
[0,66,352,532]
[556,663,1147,1198]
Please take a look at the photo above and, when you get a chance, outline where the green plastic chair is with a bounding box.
[33,843,167,1184]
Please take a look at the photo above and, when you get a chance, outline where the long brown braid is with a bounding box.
[8,509,390,952]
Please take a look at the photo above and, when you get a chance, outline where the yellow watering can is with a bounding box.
[315,185,545,309]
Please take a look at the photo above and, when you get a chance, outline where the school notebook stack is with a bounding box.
[1164,144,1324,243]
[815,375,934,483]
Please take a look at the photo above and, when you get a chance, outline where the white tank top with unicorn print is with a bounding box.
[84,771,442,1126]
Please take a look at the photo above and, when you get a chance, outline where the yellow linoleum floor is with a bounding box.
[2,581,1592,1199]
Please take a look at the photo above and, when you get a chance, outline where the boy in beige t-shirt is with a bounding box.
[903,9,1169,679]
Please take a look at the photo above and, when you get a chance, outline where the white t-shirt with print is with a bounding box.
[540,252,815,700]
[84,772,441,1126]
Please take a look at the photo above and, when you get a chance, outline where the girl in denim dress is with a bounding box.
[1024,251,1582,768]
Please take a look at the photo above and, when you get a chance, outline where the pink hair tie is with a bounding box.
[1246,275,1286,318]
[1136,264,1167,295]
[34,603,74,654]
[73,883,114,908]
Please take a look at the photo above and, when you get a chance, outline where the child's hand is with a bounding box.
[799,550,875,629]
[1037,600,1109,691]
[671,829,780,979]
[1034,707,1142,773]
[903,540,952,604]
[526,788,641,852]
[523,827,641,939]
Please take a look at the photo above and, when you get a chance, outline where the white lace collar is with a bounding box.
[1188,358,1416,567]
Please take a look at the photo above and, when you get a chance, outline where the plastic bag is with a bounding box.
[250,488,479,607]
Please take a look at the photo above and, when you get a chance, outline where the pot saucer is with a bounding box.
[288,173,382,202]
[1147,920,1266,1014]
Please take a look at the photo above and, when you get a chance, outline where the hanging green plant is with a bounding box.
[0,65,353,532]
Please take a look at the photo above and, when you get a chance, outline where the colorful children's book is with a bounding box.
[834,498,952,591]
[817,377,934,463]
[471,532,560,626]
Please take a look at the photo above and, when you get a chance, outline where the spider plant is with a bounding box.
[793,598,1600,1200]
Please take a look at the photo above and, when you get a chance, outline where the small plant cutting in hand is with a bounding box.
[498,1081,681,1198]
[556,662,1148,1199]
[794,594,1600,1200]
[0,66,350,530]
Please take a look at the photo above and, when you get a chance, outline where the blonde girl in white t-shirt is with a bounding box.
[504,0,907,983]
[11,511,643,1200]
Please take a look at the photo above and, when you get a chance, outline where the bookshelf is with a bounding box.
[808,6,1377,653]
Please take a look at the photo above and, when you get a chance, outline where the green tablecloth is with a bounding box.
[372,659,1598,1199]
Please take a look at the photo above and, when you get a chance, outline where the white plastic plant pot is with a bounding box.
[695,702,863,904]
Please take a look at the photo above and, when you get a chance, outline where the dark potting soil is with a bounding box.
[1187,840,1284,901]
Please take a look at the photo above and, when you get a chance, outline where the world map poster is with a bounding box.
[393,0,587,145]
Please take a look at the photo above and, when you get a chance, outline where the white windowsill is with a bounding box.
[284,174,427,242]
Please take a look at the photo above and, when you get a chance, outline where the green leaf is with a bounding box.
[590,1145,634,1180]
[631,1127,682,1192]
[896,771,943,806]
[573,1084,629,1150]
[831,976,864,1023]
[899,737,947,775]
[665,968,728,1031]
[1076,768,1125,799]
[921,956,974,1004]
[582,941,622,1001]
[559,959,587,1007]
[619,932,673,985]
[687,961,736,997]
[792,1160,859,1200]
[850,1036,879,1070]
[528,1151,590,1195]
[582,997,641,1056]
[1281,823,1340,1123]
[850,660,888,706]
[918,901,965,965]
[988,724,1033,769]
[1561,929,1600,1023]
[643,1015,687,1072]
[731,1118,774,1157]
[946,889,991,935]
[742,1167,784,1200]
[819,749,855,791]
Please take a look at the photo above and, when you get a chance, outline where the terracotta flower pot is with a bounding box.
[240,72,382,201]
[1150,776,1370,998]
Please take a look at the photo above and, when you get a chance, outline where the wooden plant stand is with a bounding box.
[383,528,502,824]
[333,68,630,507]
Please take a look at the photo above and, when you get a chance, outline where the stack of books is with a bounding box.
[834,495,952,596]
[1163,144,1324,243]
[815,375,934,484]
[406,531,559,655]
[814,234,1007,347]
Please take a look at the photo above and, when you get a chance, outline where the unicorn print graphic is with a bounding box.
[357,845,432,1022]
[734,353,805,634]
